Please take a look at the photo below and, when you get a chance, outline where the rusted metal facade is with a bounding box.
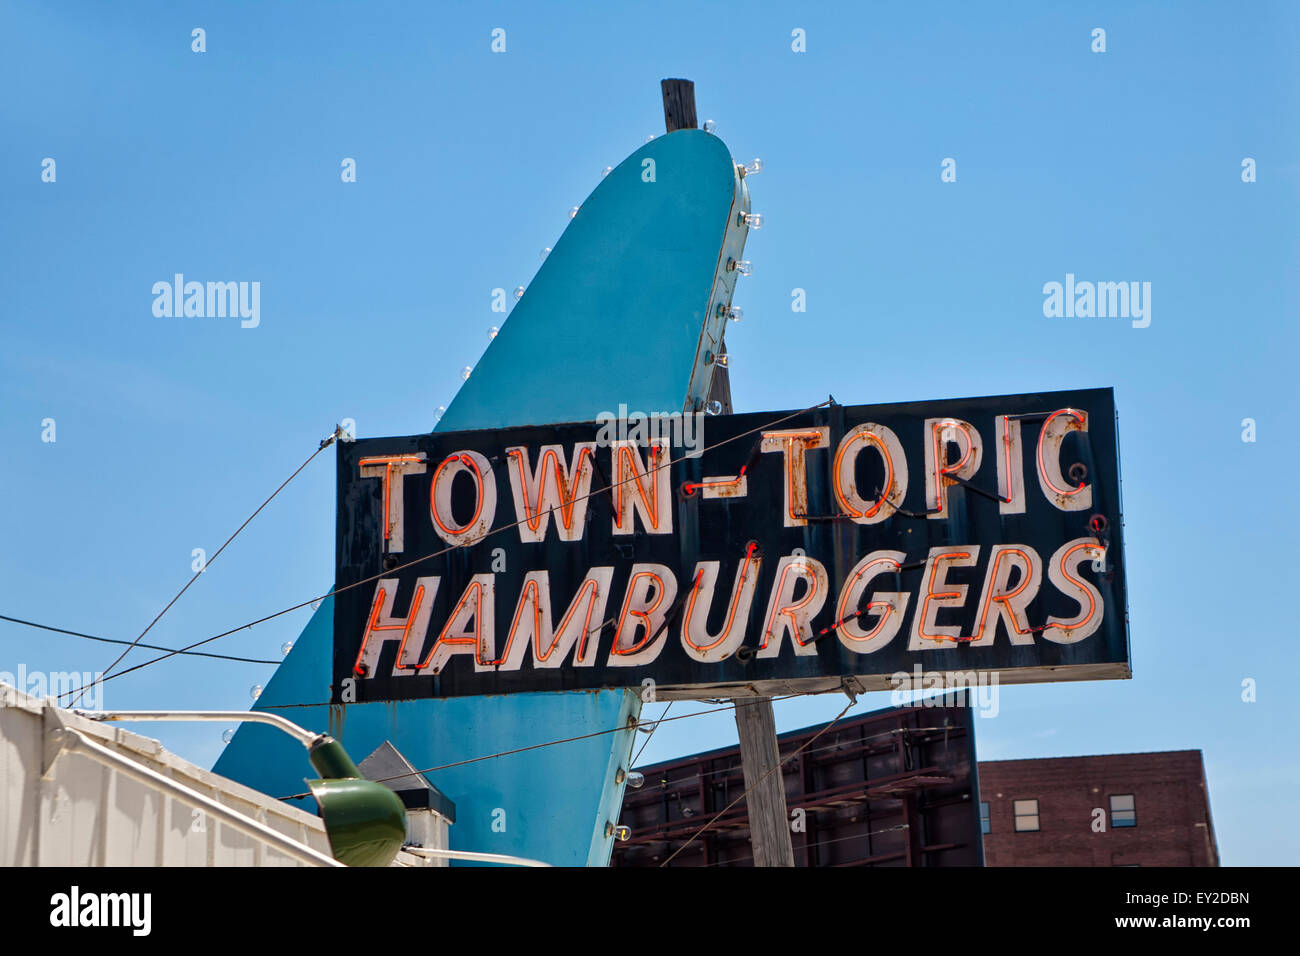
[611,696,983,867]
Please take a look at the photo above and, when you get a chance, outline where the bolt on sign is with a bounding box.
[332,387,1129,702]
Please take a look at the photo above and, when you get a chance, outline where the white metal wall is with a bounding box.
[0,684,431,867]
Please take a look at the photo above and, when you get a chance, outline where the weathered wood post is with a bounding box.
[660,78,698,132]
[731,697,797,866]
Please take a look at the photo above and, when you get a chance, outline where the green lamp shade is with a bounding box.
[306,737,407,867]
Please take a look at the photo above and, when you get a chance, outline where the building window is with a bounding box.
[1013,799,1040,832]
[1110,794,1137,828]
[979,801,991,834]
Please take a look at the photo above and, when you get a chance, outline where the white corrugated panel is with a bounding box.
[0,684,431,867]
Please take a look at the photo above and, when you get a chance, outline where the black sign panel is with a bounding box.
[333,388,1129,702]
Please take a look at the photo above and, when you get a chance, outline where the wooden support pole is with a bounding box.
[733,697,796,866]
[661,78,698,133]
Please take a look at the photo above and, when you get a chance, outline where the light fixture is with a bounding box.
[568,206,579,219]
[487,326,499,340]
[705,400,723,416]
[741,158,763,176]
[461,366,472,380]
[605,822,631,841]
[702,119,717,133]
[602,166,612,177]
[727,259,753,277]
[717,303,743,322]
[626,771,645,789]
[741,212,763,229]
[249,684,263,701]
[280,641,294,657]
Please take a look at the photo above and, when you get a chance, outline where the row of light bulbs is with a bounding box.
[606,765,648,840]
[219,638,298,740]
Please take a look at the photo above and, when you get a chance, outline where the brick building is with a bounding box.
[977,750,1218,866]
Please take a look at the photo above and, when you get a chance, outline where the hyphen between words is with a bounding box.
[348,407,1110,677]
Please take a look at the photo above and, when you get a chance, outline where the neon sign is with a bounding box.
[333,388,1129,701]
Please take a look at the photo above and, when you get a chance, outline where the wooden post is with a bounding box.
[733,697,796,866]
[661,76,794,868]
[661,78,698,133]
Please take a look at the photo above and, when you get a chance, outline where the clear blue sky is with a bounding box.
[2,1,1296,865]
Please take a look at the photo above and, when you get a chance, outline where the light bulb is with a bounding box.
[488,326,499,340]
[706,400,723,416]
[717,304,743,322]
[637,721,657,734]
[602,166,613,177]
[612,825,631,841]
[434,405,445,421]
[715,353,729,368]
[568,206,579,219]
[727,259,753,277]
[540,246,551,259]
[281,641,294,657]
[644,134,655,143]
[742,158,763,176]
[513,286,525,300]
[461,366,472,380]
[742,212,763,229]
[702,119,717,133]
[221,729,235,744]
[626,771,645,789]
[249,684,263,702]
